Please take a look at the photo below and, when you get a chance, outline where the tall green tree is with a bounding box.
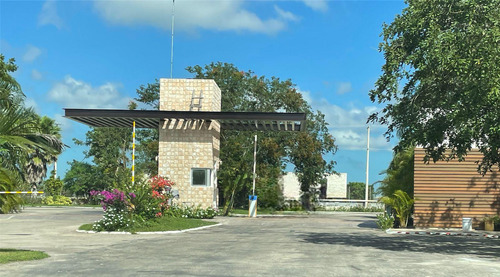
[187,62,337,210]
[132,62,337,210]
[24,116,63,186]
[288,112,337,209]
[74,127,132,191]
[347,182,375,200]
[133,82,160,177]
[63,160,100,197]
[0,54,64,213]
[369,0,500,173]
[377,147,414,198]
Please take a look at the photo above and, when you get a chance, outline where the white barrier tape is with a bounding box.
[0,191,44,194]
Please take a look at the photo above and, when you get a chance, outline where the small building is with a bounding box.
[65,78,306,209]
[413,148,500,229]
[280,172,347,200]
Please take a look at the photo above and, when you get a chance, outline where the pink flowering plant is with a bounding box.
[90,189,135,213]
[90,189,137,231]
[86,175,215,232]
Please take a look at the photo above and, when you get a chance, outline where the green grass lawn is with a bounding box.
[0,249,49,264]
[79,217,216,233]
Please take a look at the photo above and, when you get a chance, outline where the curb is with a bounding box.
[76,222,222,234]
[386,229,499,239]
[229,214,306,218]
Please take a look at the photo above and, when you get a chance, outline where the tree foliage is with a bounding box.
[73,127,132,192]
[347,182,375,200]
[187,62,337,210]
[379,190,415,228]
[0,54,63,213]
[132,62,337,210]
[369,0,500,173]
[376,147,414,198]
[63,160,100,197]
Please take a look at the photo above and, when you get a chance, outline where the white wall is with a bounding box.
[279,172,348,200]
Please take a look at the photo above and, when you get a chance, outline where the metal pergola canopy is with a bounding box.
[64,109,306,132]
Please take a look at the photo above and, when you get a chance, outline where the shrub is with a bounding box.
[129,181,162,220]
[379,190,414,228]
[165,205,218,219]
[41,195,72,206]
[92,207,132,232]
[42,173,64,197]
[90,189,134,212]
[150,176,174,216]
[283,200,303,211]
[376,213,395,230]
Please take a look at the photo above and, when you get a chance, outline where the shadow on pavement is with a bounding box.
[357,221,378,229]
[298,232,500,259]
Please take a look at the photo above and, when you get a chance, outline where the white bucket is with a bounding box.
[462,217,472,232]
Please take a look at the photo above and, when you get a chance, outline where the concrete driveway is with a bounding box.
[1,207,500,276]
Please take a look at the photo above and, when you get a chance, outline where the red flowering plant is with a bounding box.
[150,176,175,217]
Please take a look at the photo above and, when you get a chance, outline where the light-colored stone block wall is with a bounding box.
[326,173,347,198]
[160,78,221,112]
[279,172,348,200]
[280,172,301,200]
[158,79,221,208]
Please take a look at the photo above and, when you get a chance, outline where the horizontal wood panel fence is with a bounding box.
[414,148,500,229]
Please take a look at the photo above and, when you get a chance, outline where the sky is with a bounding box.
[0,0,407,188]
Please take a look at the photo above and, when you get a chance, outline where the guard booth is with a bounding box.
[65,78,306,209]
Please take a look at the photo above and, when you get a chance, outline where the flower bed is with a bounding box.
[87,176,218,232]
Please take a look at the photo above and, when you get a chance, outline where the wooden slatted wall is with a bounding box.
[414,148,500,228]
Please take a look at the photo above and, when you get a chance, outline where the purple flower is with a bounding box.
[129,193,136,198]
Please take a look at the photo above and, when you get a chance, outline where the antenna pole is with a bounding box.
[170,0,175,78]
[365,126,370,207]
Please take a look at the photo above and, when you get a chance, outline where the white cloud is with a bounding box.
[93,0,298,34]
[31,69,43,80]
[336,82,352,95]
[300,89,395,150]
[302,0,328,12]
[53,113,73,133]
[38,0,64,29]
[48,75,131,109]
[23,46,42,62]
[274,6,299,22]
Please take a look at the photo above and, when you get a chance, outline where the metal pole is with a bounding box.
[252,134,257,196]
[132,121,136,186]
[170,0,175,78]
[365,126,370,207]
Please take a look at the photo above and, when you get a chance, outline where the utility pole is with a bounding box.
[365,126,370,208]
[170,0,175,78]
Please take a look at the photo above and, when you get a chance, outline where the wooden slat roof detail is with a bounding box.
[64,109,306,132]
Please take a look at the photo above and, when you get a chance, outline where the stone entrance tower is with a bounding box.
[158,79,221,208]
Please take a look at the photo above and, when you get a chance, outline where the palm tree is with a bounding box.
[376,147,414,198]
[379,190,415,228]
[24,116,63,185]
[0,55,64,213]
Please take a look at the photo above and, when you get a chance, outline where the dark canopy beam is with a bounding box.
[64,109,306,132]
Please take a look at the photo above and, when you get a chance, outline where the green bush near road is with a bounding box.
[376,213,395,230]
[41,195,72,206]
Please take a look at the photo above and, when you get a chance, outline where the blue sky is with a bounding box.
[1,0,406,187]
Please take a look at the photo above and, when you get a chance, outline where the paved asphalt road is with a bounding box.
[1,207,500,276]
